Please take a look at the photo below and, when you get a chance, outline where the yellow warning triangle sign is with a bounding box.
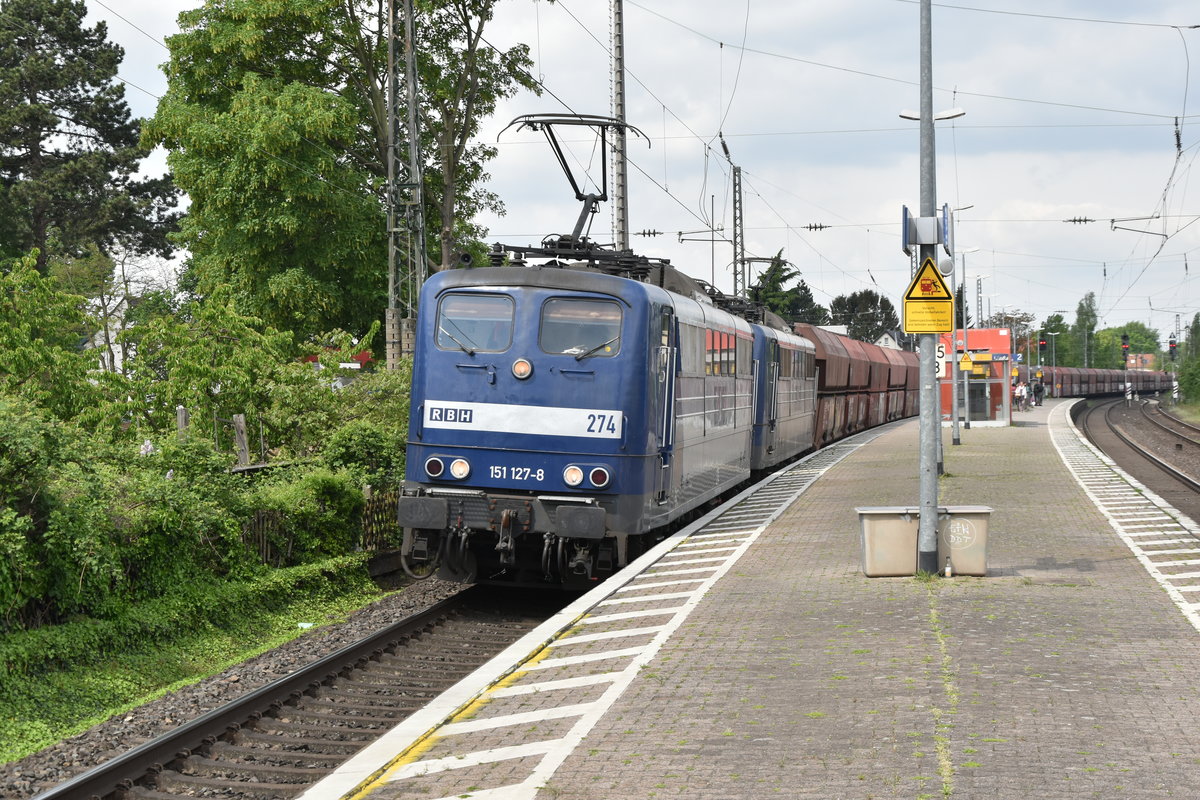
[904,257,953,301]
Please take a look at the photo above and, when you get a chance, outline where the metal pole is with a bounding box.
[611,0,629,251]
[949,262,960,446]
[917,0,939,574]
[385,0,400,368]
[962,259,971,429]
[400,0,426,357]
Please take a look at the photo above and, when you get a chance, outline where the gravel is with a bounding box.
[1,578,465,799]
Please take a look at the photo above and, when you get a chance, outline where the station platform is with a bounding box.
[303,398,1200,800]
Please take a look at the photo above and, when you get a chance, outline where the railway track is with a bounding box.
[1141,400,1200,444]
[31,588,565,800]
[1077,397,1200,521]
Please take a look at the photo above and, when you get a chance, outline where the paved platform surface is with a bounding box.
[312,398,1200,799]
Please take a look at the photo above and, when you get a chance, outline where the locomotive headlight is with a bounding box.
[424,457,445,478]
[512,358,533,379]
[449,458,471,479]
[563,465,584,487]
[589,467,611,488]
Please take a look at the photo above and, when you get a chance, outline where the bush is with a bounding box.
[247,468,365,563]
[1,417,263,631]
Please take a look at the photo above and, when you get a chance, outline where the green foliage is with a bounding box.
[0,0,178,271]
[0,255,101,419]
[323,420,404,484]
[146,63,385,337]
[1180,359,1200,400]
[101,287,311,439]
[0,555,371,684]
[0,556,381,763]
[6,430,255,627]
[1063,291,1099,368]
[0,398,63,627]
[416,0,539,268]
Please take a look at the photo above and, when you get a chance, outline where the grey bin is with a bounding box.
[856,505,993,578]
[856,507,919,577]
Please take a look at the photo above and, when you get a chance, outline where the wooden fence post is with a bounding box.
[233,414,250,466]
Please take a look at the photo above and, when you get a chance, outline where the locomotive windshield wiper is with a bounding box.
[575,335,619,361]
[439,324,477,356]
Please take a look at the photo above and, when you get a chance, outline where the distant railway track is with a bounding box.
[31,588,564,800]
[1142,401,1200,444]
[1078,398,1200,516]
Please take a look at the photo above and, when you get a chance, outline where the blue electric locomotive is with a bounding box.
[750,325,817,472]
[397,248,820,587]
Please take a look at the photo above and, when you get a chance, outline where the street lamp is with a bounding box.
[899,107,966,121]
[1046,331,1060,368]
[957,248,980,429]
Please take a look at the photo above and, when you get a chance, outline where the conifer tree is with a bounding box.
[0,0,178,272]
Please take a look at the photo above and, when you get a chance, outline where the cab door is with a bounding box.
[653,307,677,502]
[766,342,780,454]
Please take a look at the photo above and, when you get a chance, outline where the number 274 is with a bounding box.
[587,413,618,434]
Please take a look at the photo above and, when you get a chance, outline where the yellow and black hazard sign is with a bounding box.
[902,257,954,333]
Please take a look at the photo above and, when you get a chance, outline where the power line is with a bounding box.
[624,0,1199,121]
[890,0,1199,30]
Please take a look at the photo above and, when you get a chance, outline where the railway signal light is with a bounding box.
[1038,337,1047,353]
[1121,334,1130,352]
[1169,337,1177,360]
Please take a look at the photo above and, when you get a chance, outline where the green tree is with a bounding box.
[420,1,539,269]
[829,290,899,343]
[748,252,829,325]
[145,0,535,339]
[1039,312,1069,367]
[953,283,972,329]
[1099,321,1160,370]
[1186,313,1200,363]
[0,0,178,272]
[1070,292,1099,368]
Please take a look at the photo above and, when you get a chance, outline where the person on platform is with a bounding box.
[1033,380,1045,406]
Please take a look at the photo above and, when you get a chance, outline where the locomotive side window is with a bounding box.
[436,294,514,353]
[540,298,622,357]
[679,323,705,373]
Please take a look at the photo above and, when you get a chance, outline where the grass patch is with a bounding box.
[0,556,388,764]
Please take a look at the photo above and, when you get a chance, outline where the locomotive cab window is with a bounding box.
[436,294,514,353]
[540,298,622,358]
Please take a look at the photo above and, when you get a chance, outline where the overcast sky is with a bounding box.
[88,0,1200,340]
